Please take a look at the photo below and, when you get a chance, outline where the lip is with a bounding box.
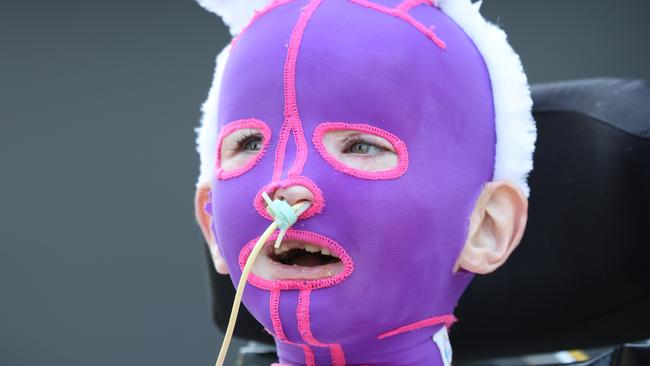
[259,239,344,280]
[238,229,354,291]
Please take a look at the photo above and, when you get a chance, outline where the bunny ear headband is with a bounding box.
[194,0,536,196]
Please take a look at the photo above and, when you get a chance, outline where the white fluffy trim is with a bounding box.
[195,0,275,35]
[439,0,537,196]
[196,44,231,185]
[196,1,537,196]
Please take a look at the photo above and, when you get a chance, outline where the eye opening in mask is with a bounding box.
[216,118,272,180]
[313,122,409,180]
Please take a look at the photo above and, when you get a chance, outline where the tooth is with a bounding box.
[321,248,331,256]
[274,245,289,255]
[305,244,319,253]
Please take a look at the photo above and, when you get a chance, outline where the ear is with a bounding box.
[195,183,229,274]
[454,181,528,275]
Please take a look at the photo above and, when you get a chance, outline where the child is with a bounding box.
[194,1,536,365]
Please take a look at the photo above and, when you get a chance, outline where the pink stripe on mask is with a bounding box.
[297,289,347,366]
[270,290,317,366]
[348,0,446,49]
[377,314,458,340]
[396,0,434,12]
[272,0,325,182]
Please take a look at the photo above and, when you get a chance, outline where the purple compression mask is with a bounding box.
[210,1,496,365]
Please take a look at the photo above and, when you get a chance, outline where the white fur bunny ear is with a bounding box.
[439,0,537,197]
[196,0,276,36]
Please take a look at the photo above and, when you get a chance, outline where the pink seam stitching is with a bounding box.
[275,339,315,366]
[272,118,293,182]
[215,119,272,180]
[298,289,346,366]
[377,314,458,340]
[287,117,308,178]
[238,230,354,291]
[283,0,323,179]
[253,176,325,221]
[270,289,288,341]
[396,0,433,12]
[270,291,316,366]
[280,343,315,366]
[312,122,409,180]
[272,0,323,182]
[231,0,298,49]
[297,290,328,347]
[302,344,316,366]
[330,345,346,366]
[277,341,316,366]
[348,0,446,49]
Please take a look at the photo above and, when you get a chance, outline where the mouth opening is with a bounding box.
[270,245,342,267]
[241,230,353,287]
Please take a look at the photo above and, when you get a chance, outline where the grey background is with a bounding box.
[1,1,648,365]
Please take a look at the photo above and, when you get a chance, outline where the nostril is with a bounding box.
[254,177,324,221]
[271,185,314,207]
[271,190,287,202]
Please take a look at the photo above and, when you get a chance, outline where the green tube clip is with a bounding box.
[261,192,302,249]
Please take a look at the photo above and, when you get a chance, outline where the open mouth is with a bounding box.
[240,230,353,287]
[270,241,341,267]
[255,240,344,281]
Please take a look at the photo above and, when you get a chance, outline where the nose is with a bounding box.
[255,177,324,220]
[271,184,314,207]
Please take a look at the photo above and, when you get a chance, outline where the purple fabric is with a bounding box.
[210,0,495,364]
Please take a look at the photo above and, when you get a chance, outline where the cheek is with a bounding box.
[209,172,275,263]
[220,151,256,171]
[335,152,399,172]
[303,178,474,338]
[313,154,474,273]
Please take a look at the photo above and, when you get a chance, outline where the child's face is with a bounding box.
[208,0,496,357]
[220,126,401,281]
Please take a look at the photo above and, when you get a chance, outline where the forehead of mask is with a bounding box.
[218,2,494,167]
[212,0,495,349]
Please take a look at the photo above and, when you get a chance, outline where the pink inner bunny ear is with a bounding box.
[195,0,276,36]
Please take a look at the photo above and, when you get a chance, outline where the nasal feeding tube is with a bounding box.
[214,193,311,366]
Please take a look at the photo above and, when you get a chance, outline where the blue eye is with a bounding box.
[235,132,263,152]
[343,138,385,155]
[347,142,371,154]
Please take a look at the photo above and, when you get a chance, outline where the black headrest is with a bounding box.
[454,78,650,360]
[205,78,650,360]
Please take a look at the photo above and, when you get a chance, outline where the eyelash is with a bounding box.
[230,132,389,156]
[233,131,263,151]
[342,136,389,154]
